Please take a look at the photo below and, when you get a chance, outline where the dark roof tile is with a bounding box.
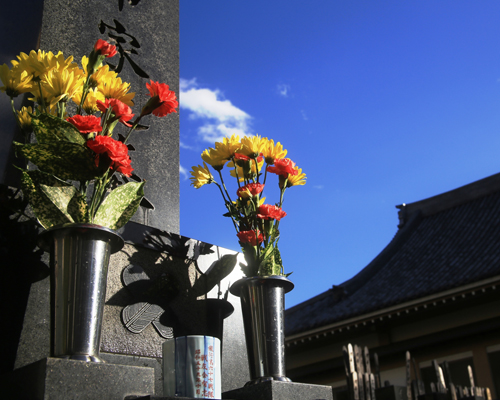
[286,174,500,336]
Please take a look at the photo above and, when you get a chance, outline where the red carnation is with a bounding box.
[237,183,265,199]
[66,115,102,134]
[234,153,251,161]
[87,135,133,177]
[94,39,117,58]
[237,230,264,246]
[141,81,178,117]
[97,98,134,127]
[266,158,298,177]
[256,204,287,221]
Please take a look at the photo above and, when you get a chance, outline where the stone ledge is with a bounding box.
[3,357,155,400]
[222,380,333,400]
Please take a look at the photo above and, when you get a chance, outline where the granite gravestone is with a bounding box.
[1,0,179,233]
[0,1,332,399]
[12,222,250,396]
[0,0,250,397]
[0,1,44,186]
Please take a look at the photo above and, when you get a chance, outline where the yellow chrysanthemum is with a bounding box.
[214,134,242,159]
[37,68,85,107]
[190,162,215,188]
[201,148,227,171]
[0,64,33,97]
[228,157,264,182]
[97,72,135,106]
[72,87,105,114]
[13,50,76,79]
[261,138,287,164]
[285,166,306,188]
[82,57,115,87]
[240,135,265,158]
[16,106,33,132]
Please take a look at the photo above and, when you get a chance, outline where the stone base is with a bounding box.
[3,357,155,400]
[222,380,333,400]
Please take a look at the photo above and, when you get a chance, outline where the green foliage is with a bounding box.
[93,181,145,230]
[15,114,144,231]
[32,113,85,145]
[19,170,74,229]
[14,141,98,181]
[40,184,89,224]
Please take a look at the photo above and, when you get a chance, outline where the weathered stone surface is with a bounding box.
[14,222,250,392]
[5,357,155,400]
[3,0,180,232]
[222,380,334,400]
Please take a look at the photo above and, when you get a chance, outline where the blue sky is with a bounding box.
[178,1,500,308]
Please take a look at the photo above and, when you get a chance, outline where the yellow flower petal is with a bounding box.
[16,106,33,132]
[240,135,265,158]
[0,63,33,97]
[286,166,306,187]
[190,162,214,188]
[262,138,287,164]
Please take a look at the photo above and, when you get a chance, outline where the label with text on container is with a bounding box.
[163,335,221,399]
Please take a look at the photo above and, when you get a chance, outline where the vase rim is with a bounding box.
[38,223,124,253]
[229,275,294,297]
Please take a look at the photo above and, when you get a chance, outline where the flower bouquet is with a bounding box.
[190,134,306,277]
[0,39,178,230]
[0,39,178,362]
[190,134,306,384]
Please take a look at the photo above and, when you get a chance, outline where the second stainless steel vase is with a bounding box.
[38,223,123,362]
[230,275,294,385]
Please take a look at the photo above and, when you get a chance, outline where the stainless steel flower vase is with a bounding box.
[38,223,123,362]
[230,275,294,385]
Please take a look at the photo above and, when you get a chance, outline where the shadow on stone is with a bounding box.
[0,185,48,375]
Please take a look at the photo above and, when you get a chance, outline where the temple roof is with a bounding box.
[285,173,500,337]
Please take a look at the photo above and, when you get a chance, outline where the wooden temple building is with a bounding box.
[285,173,500,397]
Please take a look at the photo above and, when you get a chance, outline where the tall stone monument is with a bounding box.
[0,2,334,399]
[0,1,251,398]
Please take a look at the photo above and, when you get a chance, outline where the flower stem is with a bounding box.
[37,80,47,113]
[9,98,23,133]
[77,75,92,115]
[123,115,142,144]
[218,170,233,205]
[214,181,239,232]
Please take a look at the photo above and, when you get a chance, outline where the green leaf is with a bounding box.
[19,170,73,229]
[257,239,284,276]
[40,184,78,222]
[14,141,98,181]
[93,181,145,230]
[273,244,284,276]
[39,185,89,224]
[32,113,86,145]
[68,192,90,223]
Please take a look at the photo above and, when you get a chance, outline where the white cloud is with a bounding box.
[180,78,252,143]
[277,84,291,97]
[180,141,195,150]
[314,185,324,189]
[179,164,189,180]
[301,110,308,121]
